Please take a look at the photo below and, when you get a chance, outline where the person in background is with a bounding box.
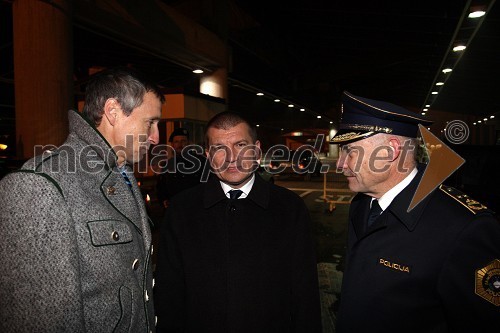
[154,111,322,332]
[332,91,500,332]
[0,67,164,332]
[156,127,207,208]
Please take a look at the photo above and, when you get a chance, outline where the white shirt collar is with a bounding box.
[220,174,255,199]
[377,167,418,211]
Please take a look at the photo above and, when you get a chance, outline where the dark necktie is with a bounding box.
[228,189,243,200]
[367,199,382,227]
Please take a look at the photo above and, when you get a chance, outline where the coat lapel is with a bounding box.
[386,168,431,232]
[100,168,144,234]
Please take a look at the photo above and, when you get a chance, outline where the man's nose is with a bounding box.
[149,125,159,145]
[336,152,348,173]
[225,147,238,162]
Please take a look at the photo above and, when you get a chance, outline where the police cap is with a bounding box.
[330,91,433,144]
[169,128,189,142]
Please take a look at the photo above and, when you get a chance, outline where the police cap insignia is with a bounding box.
[330,91,433,144]
[475,259,500,306]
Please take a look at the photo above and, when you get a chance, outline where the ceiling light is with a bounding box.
[468,11,486,18]
[288,104,294,108]
[329,121,333,124]
[484,118,488,121]
[274,99,280,102]
[281,128,284,131]
[473,123,477,125]
[478,120,482,123]
[436,82,444,86]
[442,68,453,74]
[427,128,431,130]
[423,108,428,111]
[453,45,466,52]
[256,92,264,96]
[300,108,305,112]
[317,115,322,119]
[256,124,260,127]
[421,112,426,115]
[425,104,431,107]
[192,69,204,74]
[432,91,438,95]
[0,144,7,150]
[490,115,495,119]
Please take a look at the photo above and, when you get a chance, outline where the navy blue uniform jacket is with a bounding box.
[336,169,500,332]
[154,173,322,332]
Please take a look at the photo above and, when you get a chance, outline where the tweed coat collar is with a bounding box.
[203,172,270,209]
[68,110,150,241]
[68,109,119,169]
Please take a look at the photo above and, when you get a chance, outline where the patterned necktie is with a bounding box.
[228,189,243,200]
[367,199,382,227]
[120,168,132,189]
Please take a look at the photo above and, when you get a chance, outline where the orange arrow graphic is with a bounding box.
[408,125,465,211]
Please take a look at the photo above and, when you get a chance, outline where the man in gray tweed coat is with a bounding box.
[0,67,164,332]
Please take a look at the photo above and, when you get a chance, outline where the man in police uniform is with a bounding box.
[156,127,207,208]
[332,91,500,332]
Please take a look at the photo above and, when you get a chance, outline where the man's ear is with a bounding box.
[255,140,262,162]
[388,138,401,161]
[103,98,120,126]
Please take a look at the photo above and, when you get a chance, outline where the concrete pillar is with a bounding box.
[200,67,228,100]
[13,0,73,158]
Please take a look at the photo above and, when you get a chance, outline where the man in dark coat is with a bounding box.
[331,91,500,332]
[154,112,322,332]
[0,68,164,332]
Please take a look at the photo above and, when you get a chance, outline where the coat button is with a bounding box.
[106,186,116,195]
[155,316,158,326]
[151,245,154,255]
[132,259,139,270]
[230,206,236,212]
[152,278,155,288]
[145,290,149,302]
[111,231,120,241]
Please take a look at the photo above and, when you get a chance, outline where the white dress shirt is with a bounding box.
[376,167,418,211]
[220,174,255,199]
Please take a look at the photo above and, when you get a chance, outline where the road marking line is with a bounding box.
[288,188,354,193]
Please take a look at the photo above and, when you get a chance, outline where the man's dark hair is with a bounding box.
[82,67,165,126]
[204,112,258,146]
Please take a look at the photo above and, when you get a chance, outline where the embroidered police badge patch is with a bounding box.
[475,259,500,306]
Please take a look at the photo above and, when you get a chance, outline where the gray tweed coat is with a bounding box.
[0,110,156,332]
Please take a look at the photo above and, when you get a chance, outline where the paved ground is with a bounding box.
[143,171,351,333]
[275,173,351,333]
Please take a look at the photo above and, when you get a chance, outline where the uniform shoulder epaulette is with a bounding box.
[439,184,489,214]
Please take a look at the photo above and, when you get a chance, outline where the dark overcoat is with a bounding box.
[336,170,500,332]
[154,173,322,332]
[0,110,156,332]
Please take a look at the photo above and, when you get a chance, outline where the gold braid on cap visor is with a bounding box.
[330,131,375,143]
[341,124,393,133]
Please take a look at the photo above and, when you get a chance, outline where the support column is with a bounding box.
[200,67,228,100]
[13,0,73,158]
